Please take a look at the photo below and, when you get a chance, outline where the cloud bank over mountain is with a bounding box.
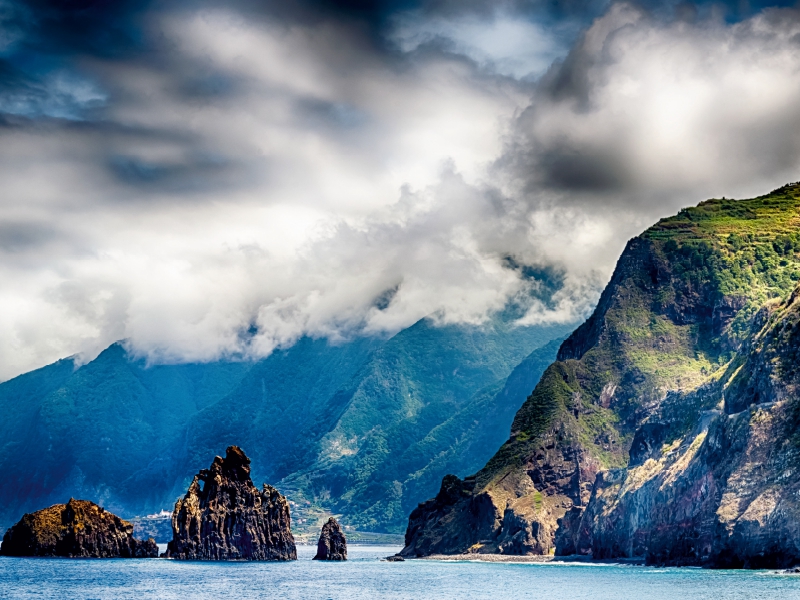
[1,0,800,379]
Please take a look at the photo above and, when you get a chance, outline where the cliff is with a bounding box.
[166,446,297,560]
[555,285,800,567]
[0,499,157,558]
[402,184,800,567]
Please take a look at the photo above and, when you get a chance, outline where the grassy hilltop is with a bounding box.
[491,184,800,482]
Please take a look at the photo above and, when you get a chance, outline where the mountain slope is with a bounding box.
[554,283,800,567]
[0,318,572,535]
[176,319,571,533]
[394,337,566,530]
[0,345,251,525]
[401,184,800,566]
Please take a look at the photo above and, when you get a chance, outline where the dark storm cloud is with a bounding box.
[0,1,147,120]
[2,0,793,61]
[107,152,242,192]
[1,0,148,57]
[537,145,630,192]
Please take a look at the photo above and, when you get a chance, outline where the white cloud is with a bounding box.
[507,4,800,204]
[0,8,565,379]
[3,3,800,381]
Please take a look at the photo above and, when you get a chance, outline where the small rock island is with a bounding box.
[313,517,347,561]
[166,445,296,560]
[0,498,158,558]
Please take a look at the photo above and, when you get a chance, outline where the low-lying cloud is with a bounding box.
[1,1,800,380]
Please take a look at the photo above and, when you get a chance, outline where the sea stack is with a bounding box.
[0,499,158,558]
[166,445,296,560]
[313,517,347,561]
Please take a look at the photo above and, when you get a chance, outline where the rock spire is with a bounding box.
[313,517,347,561]
[166,445,296,560]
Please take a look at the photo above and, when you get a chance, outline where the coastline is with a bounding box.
[414,554,800,573]
[415,554,646,566]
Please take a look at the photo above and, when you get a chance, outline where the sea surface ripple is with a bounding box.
[2,545,800,599]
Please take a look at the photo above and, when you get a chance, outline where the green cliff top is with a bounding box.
[647,183,800,321]
[480,183,800,487]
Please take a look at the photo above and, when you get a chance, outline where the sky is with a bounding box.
[2,0,800,380]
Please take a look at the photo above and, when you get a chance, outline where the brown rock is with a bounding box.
[0,498,158,558]
[165,445,296,560]
[313,517,347,560]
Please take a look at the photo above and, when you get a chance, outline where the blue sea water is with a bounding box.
[2,545,800,599]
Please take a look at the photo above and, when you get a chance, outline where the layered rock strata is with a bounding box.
[313,517,347,560]
[0,498,157,558]
[166,445,296,560]
[401,185,800,567]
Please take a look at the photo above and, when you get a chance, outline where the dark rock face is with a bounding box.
[166,445,296,561]
[402,426,601,557]
[628,422,670,467]
[402,474,498,556]
[313,517,347,560]
[0,499,158,558]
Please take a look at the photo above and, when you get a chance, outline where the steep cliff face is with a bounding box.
[166,446,296,560]
[556,287,800,567]
[402,184,800,565]
[0,499,157,558]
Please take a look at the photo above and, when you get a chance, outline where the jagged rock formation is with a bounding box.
[313,517,347,560]
[0,499,157,558]
[402,184,800,567]
[166,446,296,560]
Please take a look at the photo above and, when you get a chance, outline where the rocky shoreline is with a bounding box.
[410,553,645,565]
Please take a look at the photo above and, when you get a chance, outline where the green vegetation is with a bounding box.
[269,320,571,532]
[512,362,576,438]
[647,185,800,345]
[474,183,800,488]
[0,318,571,534]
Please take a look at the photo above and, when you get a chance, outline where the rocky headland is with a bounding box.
[313,517,347,560]
[0,498,157,558]
[401,185,800,568]
[166,445,297,560]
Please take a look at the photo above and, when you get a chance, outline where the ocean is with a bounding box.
[2,545,800,599]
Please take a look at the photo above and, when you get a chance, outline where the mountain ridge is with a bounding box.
[0,316,572,536]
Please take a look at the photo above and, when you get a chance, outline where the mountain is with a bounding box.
[0,345,251,527]
[171,319,570,533]
[0,316,572,535]
[401,183,800,567]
